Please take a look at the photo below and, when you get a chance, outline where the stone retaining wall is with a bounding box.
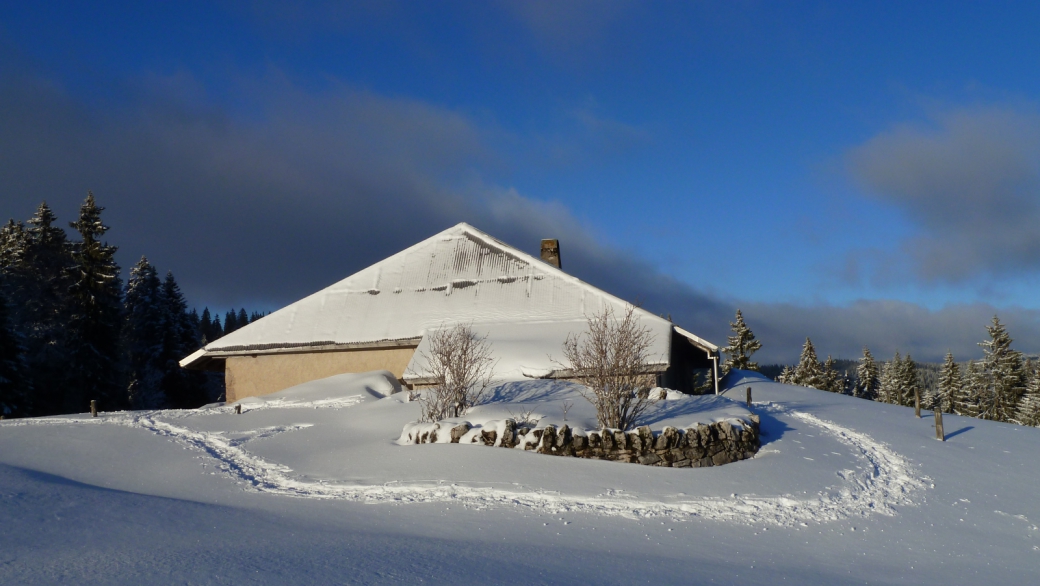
[404,415,760,468]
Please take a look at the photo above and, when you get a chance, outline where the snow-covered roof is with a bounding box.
[182,223,716,375]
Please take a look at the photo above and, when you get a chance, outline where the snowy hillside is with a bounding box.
[1,371,1038,584]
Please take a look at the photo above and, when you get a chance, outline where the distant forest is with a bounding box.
[761,359,944,395]
[0,195,265,417]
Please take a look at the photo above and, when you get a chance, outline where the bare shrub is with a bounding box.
[561,305,658,430]
[418,324,495,422]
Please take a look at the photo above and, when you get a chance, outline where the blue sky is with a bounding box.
[3,1,1040,362]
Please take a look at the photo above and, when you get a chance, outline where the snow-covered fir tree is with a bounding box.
[791,338,825,389]
[778,365,794,384]
[65,193,125,413]
[855,347,880,400]
[899,354,920,407]
[691,367,715,394]
[976,316,1025,423]
[0,219,27,272]
[0,286,31,417]
[1013,362,1040,427]
[931,352,958,413]
[124,257,166,409]
[954,361,982,417]
[17,202,75,415]
[721,309,761,373]
[876,352,901,405]
[821,355,843,393]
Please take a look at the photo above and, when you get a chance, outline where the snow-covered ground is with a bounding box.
[1,371,1038,584]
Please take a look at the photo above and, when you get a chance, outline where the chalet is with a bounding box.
[180,223,719,401]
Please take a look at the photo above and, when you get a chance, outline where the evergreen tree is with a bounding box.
[0,285,31,417]
[0,219,27,272]
[976,316,1025,422]
[237,308,248,328]
[899,354,920,407]
[933,352,960,413]
[955,361,982,417]
[158,272,208,408]
[223,309,239,334]
[14,203,75,415]
[855,347,880,400]
[65,193,124,413]
[694,368,715,394]
[1013,362,1040,427]
[778,365,794,384]
[123,257,166,409]
[792,338,824,389]
[821,355,843,393]
[721,309,762,372]
[250,311,264,323]
[198,307,217,344]
[876,352,901,405]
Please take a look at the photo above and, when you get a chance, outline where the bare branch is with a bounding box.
[560,305,657,430]
[417,324,496,422]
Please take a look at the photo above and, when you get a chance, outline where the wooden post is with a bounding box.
[914,389,921,418]
[935,408,945,441]
[90,400,98,417]
[746,386,752,408]
[235,404,242,415]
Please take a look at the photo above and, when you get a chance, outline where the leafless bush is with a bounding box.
[561,305,658,430]
[507,407,540,427]
[561,399,574,421]
[418,324,495,422]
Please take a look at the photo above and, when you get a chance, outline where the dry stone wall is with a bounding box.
[403,415,760,468]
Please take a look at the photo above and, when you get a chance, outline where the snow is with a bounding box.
[185,223,698,379]
[2,371,1039,583]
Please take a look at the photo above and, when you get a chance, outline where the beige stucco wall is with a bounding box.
[224,347,416,402]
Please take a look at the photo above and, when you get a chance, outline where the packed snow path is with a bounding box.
[5,399,925,526]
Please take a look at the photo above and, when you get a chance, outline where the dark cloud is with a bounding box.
[2,56,1037,364]
[741,300,1040,364]
[847,105,1040,283]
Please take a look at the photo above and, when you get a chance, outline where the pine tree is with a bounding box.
[14,203,76,415]
[877,352,901,405]
[821,355,843,393]
[976,316,1025,422]
[0,286,31,417]
[223,309,239,334]
[237,308,248,328]
[778,365,794,384]
[855,347,880,400]
[933,352,960,413]
[899,354,920,407]
[158,272,207,409]
[792,338,825,390]
[721,309,762,373]
[0,219,27,272]
[65,193,125,413]
[1013,362,1040,427]
[694,368,715,394]
[124,257,166,409]
[955,361,982,417]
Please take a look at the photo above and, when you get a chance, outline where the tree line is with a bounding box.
[0,195,264,417]
[721,310,1040,428]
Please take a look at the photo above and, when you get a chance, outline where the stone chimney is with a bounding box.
[540,239,561,269]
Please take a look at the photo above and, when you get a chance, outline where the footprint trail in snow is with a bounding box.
[3,401,926,526]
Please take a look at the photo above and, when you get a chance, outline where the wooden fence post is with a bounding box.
[90,400,98,417]
[914,389,921,418]
[935,409,945,441]
[235,404,242,415]
[746,386,752,408]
